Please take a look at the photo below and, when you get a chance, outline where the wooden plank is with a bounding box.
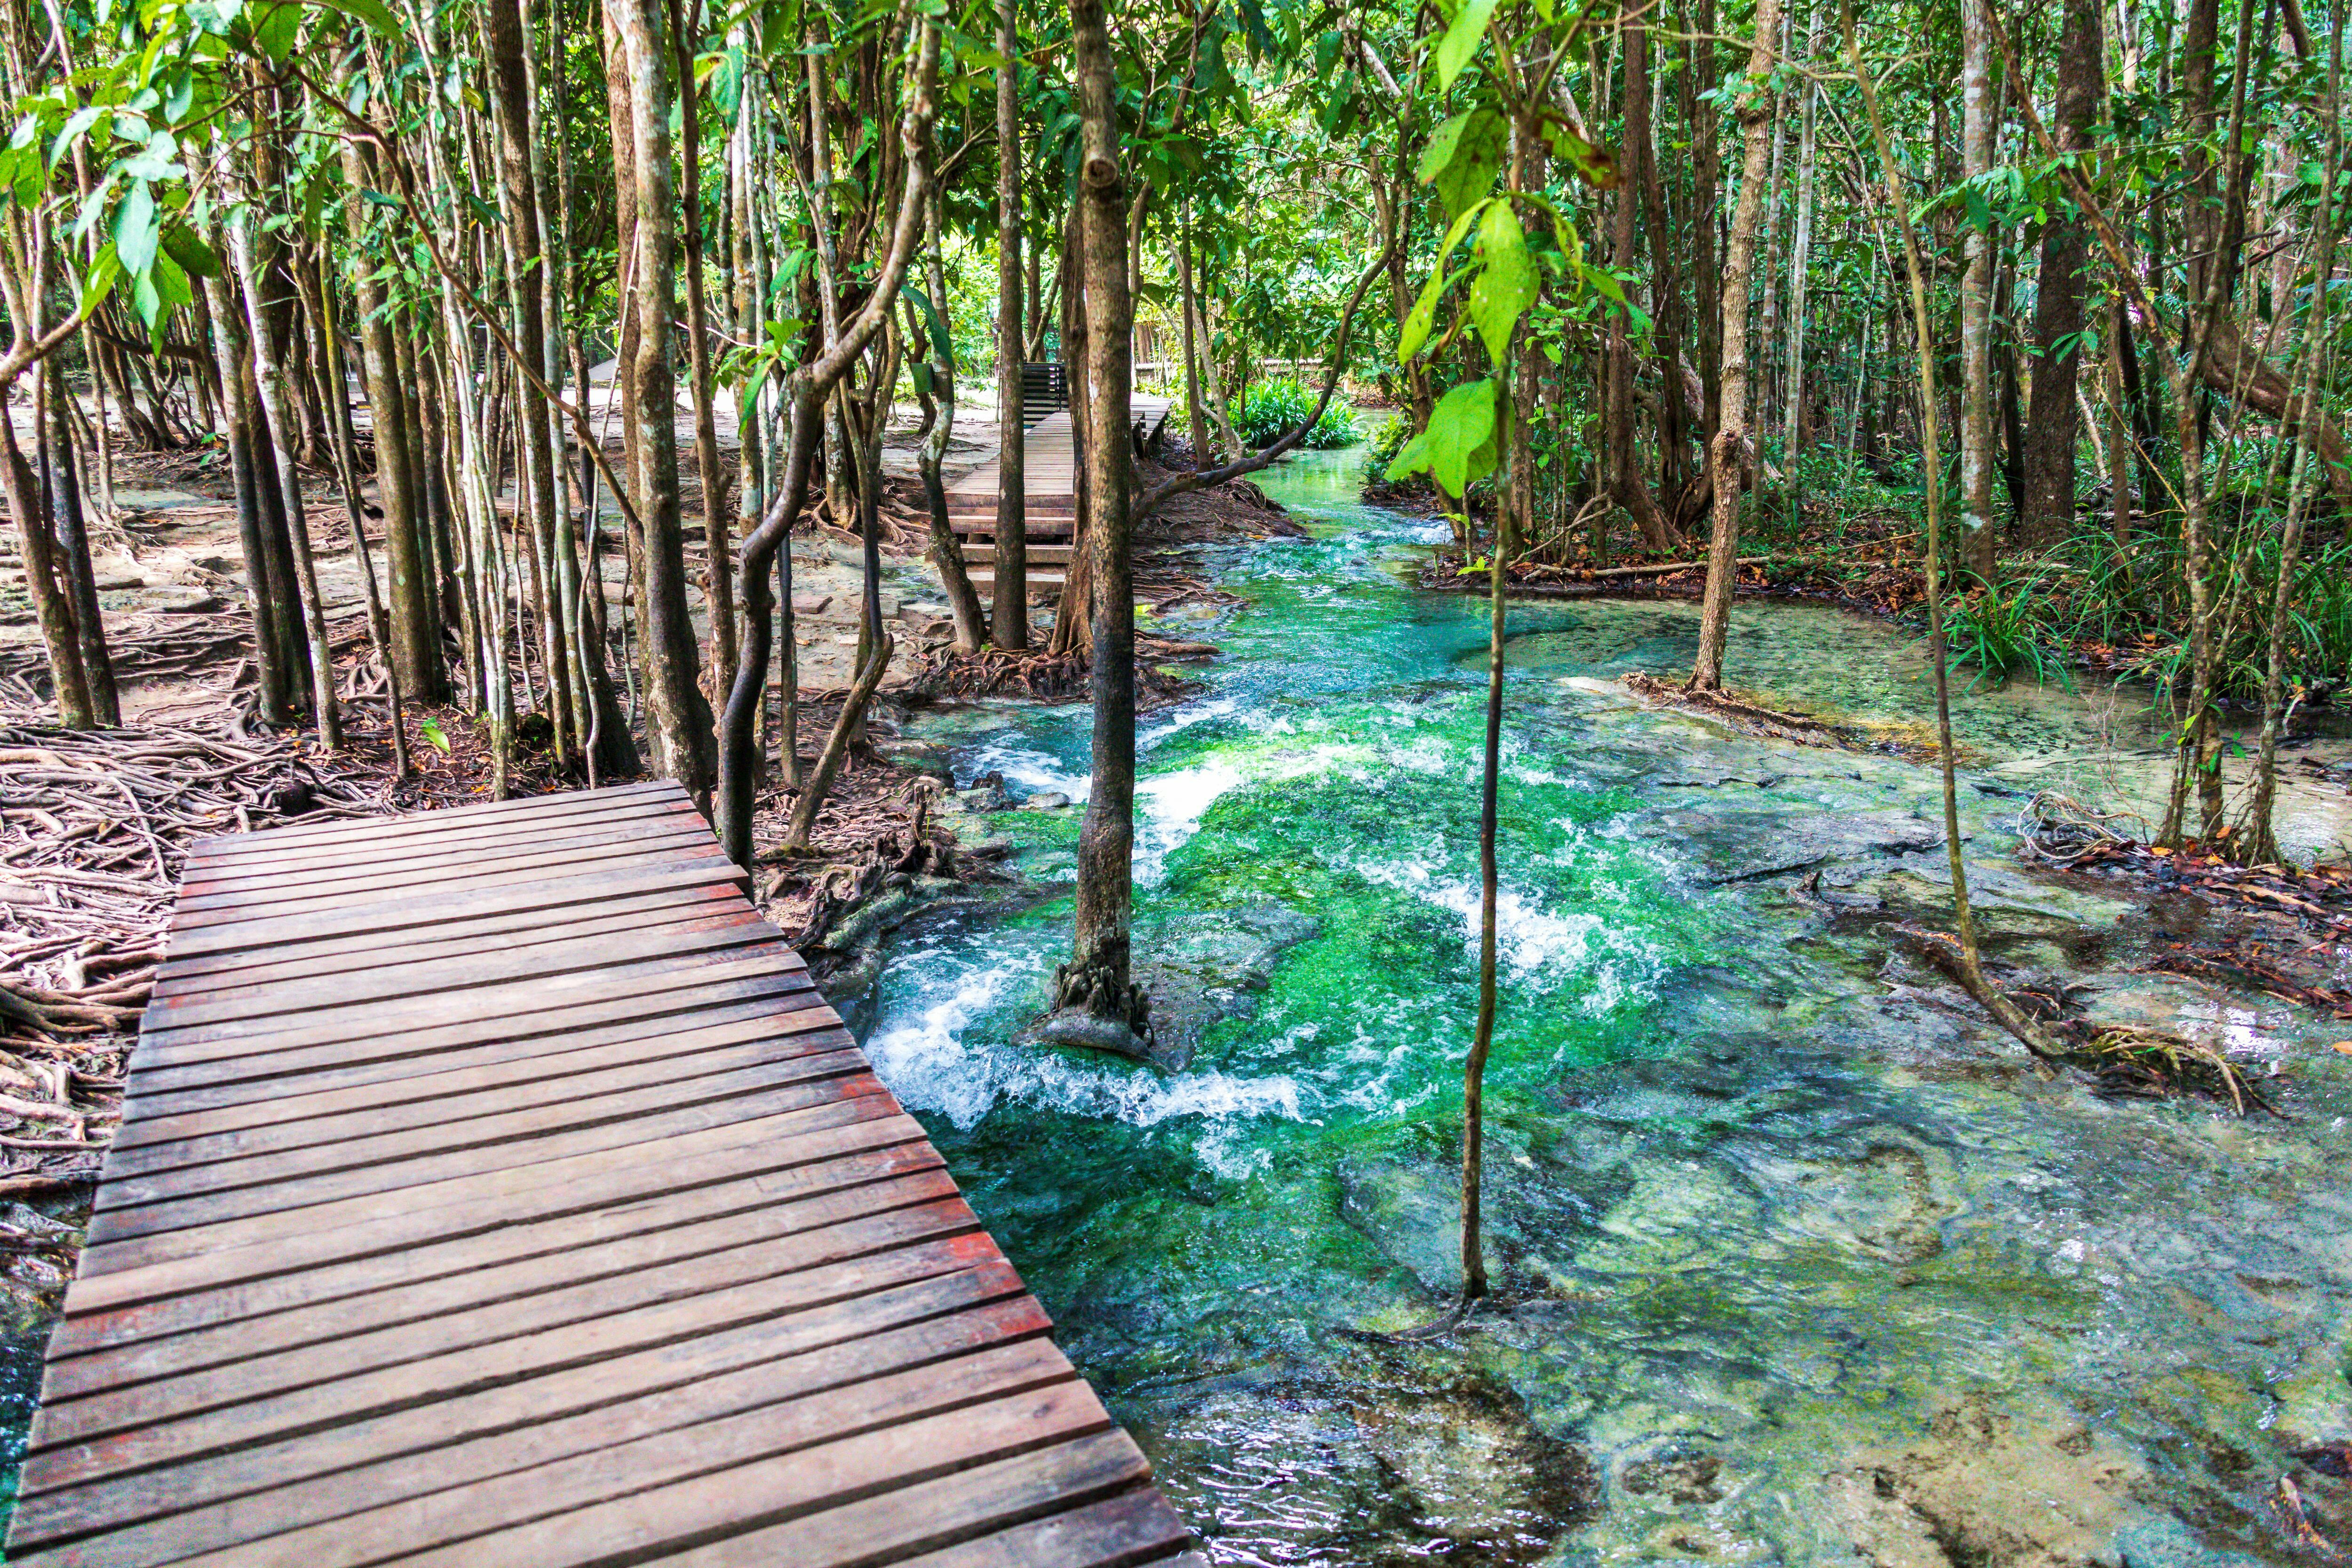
[141,909,781,1034]
[106,1005,845,1174]
[40,1195,987,1450]
[374,1381,1119,1568]
[183,789,696,879]
[154,858,750,962]
[129,946,812,1075]
[175,808,709,903]
[890,1491,1201,1568]
[113,984,828,1137]
[11,1257,1031,1557]
[24,1234,1012,1497]
[14,778,1192,1568]
[50,1133,944,1361]
[91,1044,869,1219]
[87,1066,879,1245]
[635,1429,1160,1568]
[44,1162,961,1397]
[73,1092,911,1289]
[16,1287,1049,1568]
[150,881,748,996]
[183,780,682,862]
[168,827,729,923]
[183,1342,1081,1568]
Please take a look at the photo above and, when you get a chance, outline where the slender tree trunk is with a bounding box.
[0,377,93,727]
[669,0,734,692]
[917,193,987,653]
[1959,0,1999,581]
[2020,0,2103,548]
[231,217,341,749]
[1780,0,1820,524]
[1689,0,1784,691]
[41,365,116,723]
[1050,0,1149,1042]
[993,0,1030,651]
[614,0,716,797]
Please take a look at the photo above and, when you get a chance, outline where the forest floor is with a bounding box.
[0,389,1302,1317]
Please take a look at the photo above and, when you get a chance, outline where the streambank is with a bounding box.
[848,445,2352,1566]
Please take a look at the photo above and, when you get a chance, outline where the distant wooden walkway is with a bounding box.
[8,780,1200,1567]
[947,395,1171,605]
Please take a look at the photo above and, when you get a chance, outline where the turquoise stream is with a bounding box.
[866,450,2352,1564]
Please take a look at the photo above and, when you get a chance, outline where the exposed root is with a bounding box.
[1623,671,1938,759]
[905,636,1213,708]
[2076,1025,2281,1116]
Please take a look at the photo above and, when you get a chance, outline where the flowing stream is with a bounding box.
[865,449,2352,1565]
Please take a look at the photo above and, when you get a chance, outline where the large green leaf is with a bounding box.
[159,223,220,279]
[1468,199,1534,361]
[111,181,159,276]
[1429,108,1504,218]
[1426,378,1497,498]
[1434,0,1502,89]
[1397,202,1487,365]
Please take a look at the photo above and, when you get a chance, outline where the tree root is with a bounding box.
[1623,671,1933,758]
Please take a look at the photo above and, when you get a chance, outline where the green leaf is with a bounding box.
[251,0,302,63]
[1541,120,1621,189]
[1417,110,1473,185]
[1383,427,1431,481]
[1425,378,1497,499]
[1434,0,1502,89]
[420,716,450,754]
[1398,264,1449,365]
[1430,109,1504,217]
[904,282,952,364]
[1469,199,1534,360]
[111,181,159,276]
[77,241,121,319]
[319,0,398,33]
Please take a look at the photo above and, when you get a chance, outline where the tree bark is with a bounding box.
[1688,0,1784,691]
[1958,0,1998,581]
[613,0,716,798]
[2020,0,2102,548]
[1050,0,1148,1042]
[993,0,1029,650]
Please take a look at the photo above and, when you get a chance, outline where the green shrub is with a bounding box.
[1233,375,1358,449]
[1363,413,1412,478]
[1944,574,2072,690]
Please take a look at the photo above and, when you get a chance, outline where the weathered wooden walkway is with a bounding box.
[7,779,1199,1567]
[946,395,1172,605]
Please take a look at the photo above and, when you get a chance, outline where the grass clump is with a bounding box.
[1235,376,1357,449]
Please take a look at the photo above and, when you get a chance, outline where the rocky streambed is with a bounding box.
[840,448,2352,1566]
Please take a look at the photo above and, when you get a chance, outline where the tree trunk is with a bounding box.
[1780,0,1820,524]
[2020,0,2102,548]
[992,0,1029,651]
[669,0,734,693]
[1688,0,1784,691]
[231,218,340,749]
[41,365,117,724]
[1958,0,1999,581]
[614,0,716,798]
[1050,0,1148,1043]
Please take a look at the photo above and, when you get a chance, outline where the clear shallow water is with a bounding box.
[873,452,2352,1564]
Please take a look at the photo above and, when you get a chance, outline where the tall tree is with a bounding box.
[992,0,1029,652]
[2019,0,2103,546]
[1048,0,1149,1047]
[1957,0,1998,582]
[1688,0,1785,691]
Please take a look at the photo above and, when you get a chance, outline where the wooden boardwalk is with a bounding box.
[946,395,1171,605]
[7,780,1200,1567]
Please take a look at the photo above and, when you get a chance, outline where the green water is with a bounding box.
[871,451,2352,1565]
